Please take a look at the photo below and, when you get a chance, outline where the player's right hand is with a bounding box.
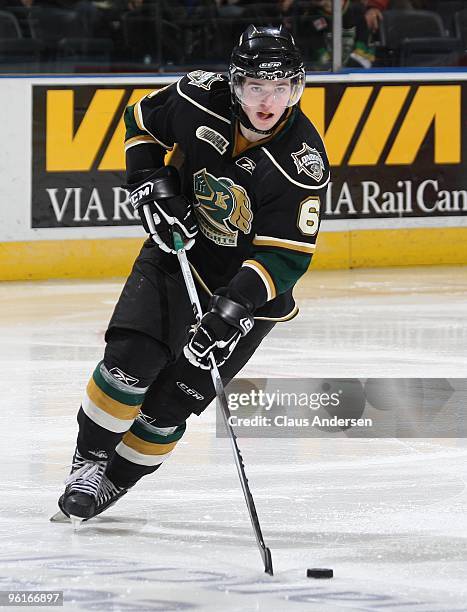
[139,195,198,254]
[128,166,198,254]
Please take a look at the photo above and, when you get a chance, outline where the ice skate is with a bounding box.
[57,448,107,521]
[91,473,129,518]
[57,464,128,523]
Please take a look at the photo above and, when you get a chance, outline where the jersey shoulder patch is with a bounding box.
[291,141,326,183]
[186,70,225,91]
[262,111,330,190]
[176,72,231,124]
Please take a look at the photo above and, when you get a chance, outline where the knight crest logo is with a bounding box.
[291,143,325,182]
[193,168,252,247]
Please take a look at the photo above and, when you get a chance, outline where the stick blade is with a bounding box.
[263,546,273,576]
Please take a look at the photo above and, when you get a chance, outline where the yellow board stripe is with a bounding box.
[86,378,141,421]
[121,431,179,456]
[242,259,277,301]
[253,235,316,254]
[1,228,467,283]
[0,238,144,281]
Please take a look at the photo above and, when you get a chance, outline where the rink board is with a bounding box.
[0,72,466,280]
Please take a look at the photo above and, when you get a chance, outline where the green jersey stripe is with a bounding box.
[254,248,312,295]
[93,363,145,406]
[130,419,187,444]
[124,104,149,141]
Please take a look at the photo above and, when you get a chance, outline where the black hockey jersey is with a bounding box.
[124,70,330,321]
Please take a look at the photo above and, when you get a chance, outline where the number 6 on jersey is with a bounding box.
[297,196,320,237]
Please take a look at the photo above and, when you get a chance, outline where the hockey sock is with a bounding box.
[77,361,149,460]
[105,417,187,488]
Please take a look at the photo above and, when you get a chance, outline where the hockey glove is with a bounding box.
[184,288,254,370]
[128,165,198,254]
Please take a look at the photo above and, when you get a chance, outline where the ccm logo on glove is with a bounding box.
[129,182,154,206]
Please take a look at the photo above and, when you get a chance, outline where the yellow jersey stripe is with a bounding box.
[82,394,137,433]
[134,99,145,131]
[121,431,179,456]
[116,441,173,466]
[134,99,173,150]
[242,259,276,301]
[253,235,316,254]
[86,378,141,421]
[254,305,299,322]
[124,134,160,151]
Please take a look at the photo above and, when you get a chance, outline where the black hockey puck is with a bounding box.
[307,568,333,579]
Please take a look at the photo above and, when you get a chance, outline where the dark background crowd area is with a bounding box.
[0,0,466,73]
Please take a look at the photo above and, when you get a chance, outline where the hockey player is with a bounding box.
[57,24,330,523]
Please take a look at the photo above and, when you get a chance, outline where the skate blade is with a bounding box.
[49,510,70,523]
[70,515,84,531]
[50,510,88,530]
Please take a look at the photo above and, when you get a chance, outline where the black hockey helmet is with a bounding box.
[229,25,305,134]
[230,24,304,81]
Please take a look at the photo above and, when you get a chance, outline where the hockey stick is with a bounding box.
[173,231,273,576]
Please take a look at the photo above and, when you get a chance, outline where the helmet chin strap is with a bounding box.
[233,99,288,136]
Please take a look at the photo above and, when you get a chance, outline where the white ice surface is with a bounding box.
[0,266,466,612]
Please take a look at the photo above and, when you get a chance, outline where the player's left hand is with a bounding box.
[184,288,254,369]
